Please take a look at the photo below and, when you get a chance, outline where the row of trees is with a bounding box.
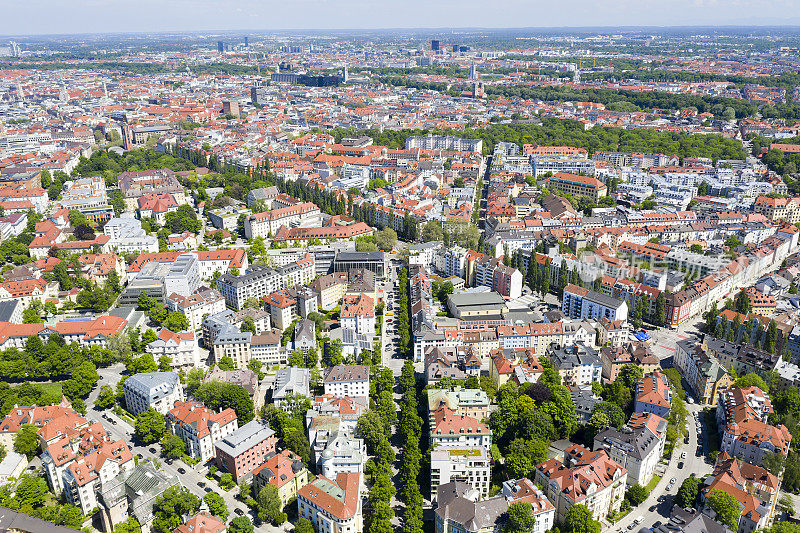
[397,268,412,357]
[398,361,424,533]
[358,365,397,533]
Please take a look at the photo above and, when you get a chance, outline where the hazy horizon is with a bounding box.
[4,0,800,37]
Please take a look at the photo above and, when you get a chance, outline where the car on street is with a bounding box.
[681,452,686,459]
[204,487,212,492]
[649,505,657,512]
[149,448,156,454]
[667,484,674,491]
[670,477,677,484]
[678,462,684,469]
[197,482,205,487]
[234,509,244,516]
[178,468,186,474]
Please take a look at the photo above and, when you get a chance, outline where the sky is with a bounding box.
[3,0,800,36]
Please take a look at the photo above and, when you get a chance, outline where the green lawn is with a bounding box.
[645,475,662,493]
[13,382,63,398]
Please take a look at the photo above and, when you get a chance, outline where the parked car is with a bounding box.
[670,477,677,484]
[178,467,186,474]
[649,505,657,512]
[149,448,156,454]
[197,482,205,488]
[678,462,684,469]
[234,509,244,516]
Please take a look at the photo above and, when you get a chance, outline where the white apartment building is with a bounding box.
[123,372,184,415]
[145,329,202,370]
[103,216,159,253]
[430,447,491,501]
[167,288,226,332]
[323,365,370,400]
[340,293,375,336]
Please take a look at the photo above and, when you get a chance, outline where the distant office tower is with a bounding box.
[431,40,440,51]
[470,63,478,80]
[222,100,240,118]
[244,36,249,47]
[217,41,224,53]
[342,66,348,83]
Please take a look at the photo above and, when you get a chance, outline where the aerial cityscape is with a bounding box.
[1,18,800,533]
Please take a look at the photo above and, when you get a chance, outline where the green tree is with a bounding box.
[256,484,286,525]
[618,363,644,389]
[626,484,648,506]
[152,486,200,533]
[203,492,229,521]
[706,489,742,530]
[161,431,186,459]
[735,373,769,392]
[229,517,254,533]
[504,501,535,533]
[95,384,117,409]
[655,291,666,326]
[14,424,39,459]
[564,504,601,533]
[15,475,48,506]
[675,476,701,508]
[112,517,142,533]
[158,354,172,372]
[163,312,190,332]
[135,407,167,444]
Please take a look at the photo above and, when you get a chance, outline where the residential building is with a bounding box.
[547,343,603,387]
[716,387,792,468]
[166,400,238,462]
[340,294,375,336]
[546,172,608,201]
[434,478,555,533]
[635,372,673,418]
[593,412,668,487]
[535,444,627,523]
[430,406,492,450]
[700,452,780,533]
[430,447,491,501]
[123,372,184,416]
[244,202,321,239]
[215,420,277,482]
[323,365,369,400]
[297,473,363,533]
[167,288,226,333]
[252,449,312,508]
[145,328,202,370]
[562,284,628,322]
[174,513,226,533]
[273,367,311,410]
